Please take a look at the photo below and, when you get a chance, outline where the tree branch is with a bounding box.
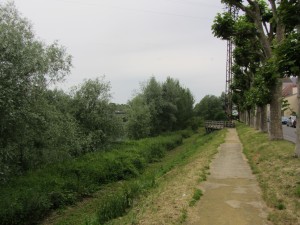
[268,0,285,43]
[262,21,269,35]
[268,0,277,17]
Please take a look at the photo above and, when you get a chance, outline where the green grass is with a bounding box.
[0,132,185,225]
[51,129,226,225]
[236,123,300,225]
[179,209,188,224]
[296,185,300,198]
[189,189,203,207]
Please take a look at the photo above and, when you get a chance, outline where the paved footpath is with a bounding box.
[187,128,272,225]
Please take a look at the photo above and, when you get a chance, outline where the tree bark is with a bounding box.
[241,111,245,123]
[295,76,300,157]
[255,106,260,130]
[294,25,300,158]
[246,110,251,126]
[250,109,255,128]
[269,80,283,140]
[260,105,268,132]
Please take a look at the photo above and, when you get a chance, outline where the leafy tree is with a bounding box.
[126,76,195,139]
[141,77,164,135]
[160,77,180,131]
[175,87,195,129]
[71,78,123,151]
[194,95,227,121]
[0,2,72,179]
[212,0,291,139]
[126,95,152,139]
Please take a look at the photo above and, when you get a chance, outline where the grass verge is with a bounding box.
[46,129,225,225]
[236,123,300,225]
[106,129,226,225]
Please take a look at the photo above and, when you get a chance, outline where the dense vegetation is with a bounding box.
[126,76,195,139]
[194,95,227,121]
[0,131,189,225]
[38,129,225,225]
[0,1,200,185]
[0,3,210,225]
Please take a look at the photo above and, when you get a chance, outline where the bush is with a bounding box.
[0,132,185,225]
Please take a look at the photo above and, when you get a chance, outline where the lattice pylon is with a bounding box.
[225,6,238,119]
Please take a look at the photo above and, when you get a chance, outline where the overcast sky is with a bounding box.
[12,0,227,104]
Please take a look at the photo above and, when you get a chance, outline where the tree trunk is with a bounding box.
[260,105,268,132]
[246,110,251,126]
[255,106,260,130]
[294,25,300,157]
[241,111,245,123]
[295,77,300,157]
[269,80,283,140]
[250,109,255,128]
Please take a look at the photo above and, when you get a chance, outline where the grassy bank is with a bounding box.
[106,129,226,225]
[0,131,193,225]
[42,129,226,225]
[236,123,300,225]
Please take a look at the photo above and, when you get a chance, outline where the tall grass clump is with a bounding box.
[0,131,187,225]
[189,188,203,207]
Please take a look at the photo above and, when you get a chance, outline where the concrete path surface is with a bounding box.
[187,128,272,225]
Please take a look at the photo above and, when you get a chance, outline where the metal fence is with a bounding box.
[204,120,235,133]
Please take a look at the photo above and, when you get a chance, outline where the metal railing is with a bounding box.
[204,120,235,133]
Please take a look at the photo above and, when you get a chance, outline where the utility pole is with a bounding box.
[225,6,238,120]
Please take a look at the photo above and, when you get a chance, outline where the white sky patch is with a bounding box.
[12,0,227,104]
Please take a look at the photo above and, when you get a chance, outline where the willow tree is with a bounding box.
[213,0,288,140]
[0,2,72,177]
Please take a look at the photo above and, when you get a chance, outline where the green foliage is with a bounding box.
[41,128,225,224]
[279,0,300,31]
[71,77,124,151]
[234,16,257,43]
[189,189,203,206]
[97,188,132,223]
[127,76,194,139]
[276,32,300,76]
[0,2,72,180]
[126,95,152,139]
[296,185,300,198]
[0,132,184,225]
[212,12,235,40]
[194,95,227,121]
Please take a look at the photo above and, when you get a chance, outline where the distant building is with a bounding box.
[282,77,298,117]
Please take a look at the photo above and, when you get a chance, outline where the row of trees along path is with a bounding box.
[212,0,300,157]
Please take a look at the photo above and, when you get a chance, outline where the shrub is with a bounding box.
[0,132,184,225]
